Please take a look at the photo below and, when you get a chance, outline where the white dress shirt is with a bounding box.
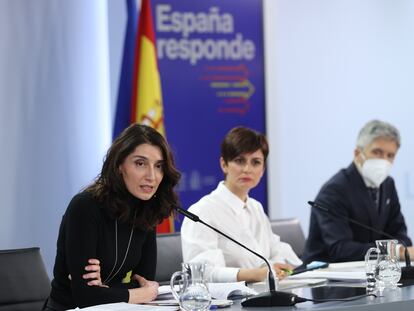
[181,182,302,282]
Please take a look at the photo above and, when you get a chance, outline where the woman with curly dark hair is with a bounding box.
[44,124,181,310]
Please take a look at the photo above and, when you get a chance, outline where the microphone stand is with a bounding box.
[175,206,299,307]
[308,201,414,282]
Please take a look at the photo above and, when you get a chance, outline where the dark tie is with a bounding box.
[368,187,379,212]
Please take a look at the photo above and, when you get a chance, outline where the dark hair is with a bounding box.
[221,126,269,163]
[86,124,181,229]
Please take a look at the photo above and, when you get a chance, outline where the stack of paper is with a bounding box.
[146,299,233,308]
[324,261,366,271]
[68,302,179,311]
[158,282,256,300]
[279,278,328,290]
[208,281,257,299]
[287,260,366,282]
[289,270,366,282]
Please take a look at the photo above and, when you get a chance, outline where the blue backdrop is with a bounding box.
[151,0,266,229]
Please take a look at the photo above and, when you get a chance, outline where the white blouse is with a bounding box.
[181,182,302,282]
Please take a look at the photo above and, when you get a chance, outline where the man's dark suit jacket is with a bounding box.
[303,162,412,263]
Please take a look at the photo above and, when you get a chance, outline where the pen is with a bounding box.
[281,268,293,276]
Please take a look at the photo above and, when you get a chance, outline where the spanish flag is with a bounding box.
[131,0,165,134]
[114,0,173,233]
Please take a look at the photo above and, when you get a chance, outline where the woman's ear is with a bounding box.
[220,157,228,174]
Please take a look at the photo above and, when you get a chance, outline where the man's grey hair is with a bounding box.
[356,120,401,150]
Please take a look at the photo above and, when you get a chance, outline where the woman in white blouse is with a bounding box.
[181,126,302,283]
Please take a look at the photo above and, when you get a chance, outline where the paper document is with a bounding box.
[289,270,365,282]
[68,302,178,311]
[324,261,365,271]
[158,282,257,300]
[208,281,257,299]
[146,300,178,306]
[158,285,178,296]
[279,278,328,290]
[147,299,233,308]
[249,278,327,292]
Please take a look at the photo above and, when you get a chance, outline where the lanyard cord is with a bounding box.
[103,211,136,285]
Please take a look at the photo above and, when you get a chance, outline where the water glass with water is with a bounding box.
[365,239,401,294]
[170,262,211,311]
[364,248,378,293]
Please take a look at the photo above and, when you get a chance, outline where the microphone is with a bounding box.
[174,206,301,307]
[308,201,414,282]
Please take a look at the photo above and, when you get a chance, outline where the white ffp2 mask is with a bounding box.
[361,158,392,187]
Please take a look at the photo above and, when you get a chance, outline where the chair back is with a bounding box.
[155,232,183,285]
[270,218,306,258]
[0,247,50,311]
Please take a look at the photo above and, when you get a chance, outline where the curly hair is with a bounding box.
[85,124,181,229]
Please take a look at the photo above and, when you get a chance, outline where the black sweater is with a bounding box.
[49,192,156,309]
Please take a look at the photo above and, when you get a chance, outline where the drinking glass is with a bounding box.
[170,262,211,311]
[365,239,401,294]
[364,248,378,293]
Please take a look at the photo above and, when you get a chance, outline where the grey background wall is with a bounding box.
[0,0,112,274]
[264,0,414,241]
[1,0,414,275]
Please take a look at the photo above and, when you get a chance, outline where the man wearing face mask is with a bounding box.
[303,120,414,263]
